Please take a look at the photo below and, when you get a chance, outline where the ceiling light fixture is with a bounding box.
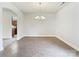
[35,2,46,20]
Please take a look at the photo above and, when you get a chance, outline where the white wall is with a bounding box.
[0,2,24,51]
[0,2,24,40]
[24,13,56,36]
[3,9,17,38]
[1,2,79,52]
[0,5,3,51]
[56,3,79,51]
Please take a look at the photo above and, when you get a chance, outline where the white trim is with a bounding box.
[19,35,79,52]
[23,35,56,37]
[0,47,3,51]
[17,35,24,40]
[55,35,79,52]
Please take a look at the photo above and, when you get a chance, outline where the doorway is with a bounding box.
[12,16,17,38]
[2,8,17,48]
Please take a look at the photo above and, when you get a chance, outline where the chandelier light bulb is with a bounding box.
[41,16,46,19]
[35,16,39,19]
[35,16,46,20]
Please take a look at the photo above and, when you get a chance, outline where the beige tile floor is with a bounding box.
[0,37,79,57]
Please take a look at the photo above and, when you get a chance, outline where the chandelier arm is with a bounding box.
[35,2,46,20]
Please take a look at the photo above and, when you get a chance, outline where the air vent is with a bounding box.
[62,2,65,4]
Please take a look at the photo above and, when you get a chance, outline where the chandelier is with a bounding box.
[35,16,45,20]
[35,2,46,20]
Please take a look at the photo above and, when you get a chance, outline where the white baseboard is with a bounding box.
[55,35,79,52]
[23,35,56,37]
[17,35,24,40]
[0,47,3,51]
[18,35,79,52]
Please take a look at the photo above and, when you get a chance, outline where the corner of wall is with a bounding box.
[55,35,79,52]
[17,35,24,40]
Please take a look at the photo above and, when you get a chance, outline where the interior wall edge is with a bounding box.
[55,35,79,52]
[23,35,56,37]
[18,35,79,52]
[17,35,24,40]
[18,35,56,40]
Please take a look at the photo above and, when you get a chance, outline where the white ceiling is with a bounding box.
[12,2,65,13]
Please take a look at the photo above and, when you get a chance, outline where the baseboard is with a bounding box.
[23,35,56,37]
[0,47,3,51]
[17,35,24,40]
[55,35,79,52]
[2,36,12,39]
[18,35,79,52]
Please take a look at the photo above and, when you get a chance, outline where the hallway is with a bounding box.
[0,37,79,57]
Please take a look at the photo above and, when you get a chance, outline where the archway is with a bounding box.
[2,8,18,48]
